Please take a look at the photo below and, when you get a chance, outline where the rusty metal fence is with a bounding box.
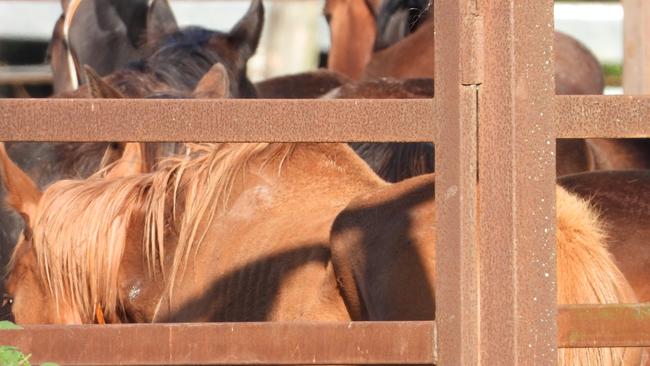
[1,0,650,364]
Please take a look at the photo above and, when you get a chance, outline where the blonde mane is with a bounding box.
[29,143,294,322]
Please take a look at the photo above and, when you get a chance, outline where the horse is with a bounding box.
[0,0,265,275]
[325,0,650,178]
[1,142,641,365]
[57,0,263,99]
[254,69,351,99]
[330,173,643,365]
[0,142,372,324]
[0,62,229,297]
[324,0,381,80]
[326,0,605,95]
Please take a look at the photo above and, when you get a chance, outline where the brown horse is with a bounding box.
[326,0,605,95]
[326,0,650,177]
[0,143,372,324]
[0,61,242,288]
[330,174,642,365]
[254,69,351,99]
[324,0,381,80]
[1,142,642,365]
[0,0,265,273]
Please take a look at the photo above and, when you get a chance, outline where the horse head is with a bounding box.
[0,143,70,324]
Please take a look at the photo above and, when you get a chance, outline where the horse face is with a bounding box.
[0,143,79,324]
[3,235,63,324]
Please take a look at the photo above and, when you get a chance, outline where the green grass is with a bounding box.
[0,321,58,366]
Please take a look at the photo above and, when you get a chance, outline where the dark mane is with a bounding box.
[126,27,237,95]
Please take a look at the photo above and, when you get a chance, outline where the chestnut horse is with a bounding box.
[330,174,642,365]
[1,142,641,365]
[0,0,265,275]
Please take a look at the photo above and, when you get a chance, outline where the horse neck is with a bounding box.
[364,19,434,79]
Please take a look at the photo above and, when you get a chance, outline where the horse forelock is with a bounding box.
[27,143,294,323]
[31,175,150,322]
[135,27,234,94]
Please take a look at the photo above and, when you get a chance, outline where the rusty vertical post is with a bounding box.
[623,0,650,94]
[434,0,481,364]
[479,0,556,364]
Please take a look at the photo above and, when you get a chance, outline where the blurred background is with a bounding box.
[0,0,627,97]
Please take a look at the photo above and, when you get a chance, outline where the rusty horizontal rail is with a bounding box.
[558,304,650,348]
[3,96,650,142]
[0,99,436,142]
[2,305,650,365]
[0,321,436,365]
[555,95,650,138]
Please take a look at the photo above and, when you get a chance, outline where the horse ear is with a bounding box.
[103,143,147,178]
[147,0,179,40]
[84,65,125,98]
[229,0,264,61]
[192,64,231,99]
[49,14,84,93]
[62,0,146,82]
[0,143,42,224]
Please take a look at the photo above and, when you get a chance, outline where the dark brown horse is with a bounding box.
[48,0,151,93]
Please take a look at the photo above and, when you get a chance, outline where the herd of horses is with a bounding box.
[1,0,650,365]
